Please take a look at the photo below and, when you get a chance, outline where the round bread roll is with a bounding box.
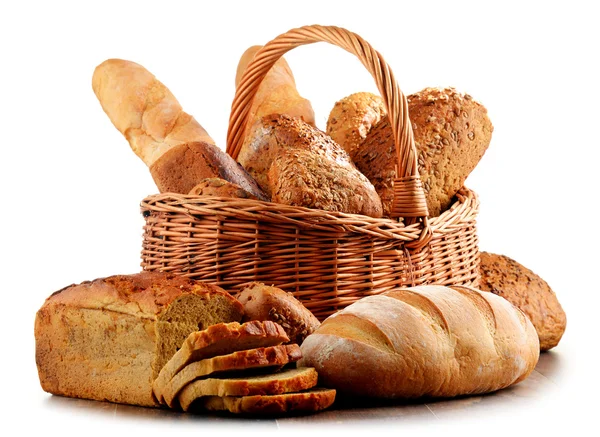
[299,285,539,399]
[188,178,263,200]
[235,282,321,345]
[326,92,387,158]
[478,251,567,351]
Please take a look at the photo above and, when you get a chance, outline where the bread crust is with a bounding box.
[149,141,268,199]
[236,282,320,345]
[192,388,336,415]
[299,285,539,399]
[351,87,493,217]
[178,367,318,411]
[34,272,244,407]
[92,59,214,166]
[478,252,567,351]
[326,92,387,157]
[160,344,302,408]
[188,178,261,200]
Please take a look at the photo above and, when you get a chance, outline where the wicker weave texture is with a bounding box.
[140,25,482,320]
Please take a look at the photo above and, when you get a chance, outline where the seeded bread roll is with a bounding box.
[236,282,321,345]
[478,251,567,351]
[343,87,493,217]
[299,285,539,399]
[241,114,382,217]
[149,141,268,199]
[188,178,263,200]
[326,91,387,158]
[34,272,244,407]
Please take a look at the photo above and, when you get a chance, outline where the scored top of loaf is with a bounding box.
[42,271,242,320]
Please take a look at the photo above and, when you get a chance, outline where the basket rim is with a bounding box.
[140,187,479,241]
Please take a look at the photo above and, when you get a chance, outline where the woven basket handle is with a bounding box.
[226,24,429,221]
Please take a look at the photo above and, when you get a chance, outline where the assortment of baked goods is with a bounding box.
[35,29,568,421]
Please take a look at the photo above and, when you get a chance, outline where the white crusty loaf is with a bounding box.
[35,272,244,407]
[299,285,539,399]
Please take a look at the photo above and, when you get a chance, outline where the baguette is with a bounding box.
[299,285,539,399]
[92,59,214,166]
[34,272,244,407]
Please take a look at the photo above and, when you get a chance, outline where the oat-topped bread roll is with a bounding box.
[35,272,244,407]
[334,87,493,217]
[299,285,539,399]
[239,114,383,217]
[236,282,321,345]
[326,92,387,157]
[479,251,567,351]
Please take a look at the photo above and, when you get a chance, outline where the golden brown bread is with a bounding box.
[34,272,244,407]
[161,344,302,408]
[478,251,567,351]
[149,141,268,199]
[326,92,387,157]
[235,45,315,139]
[188,177,262,200]
[240,114,382,216]
[236,282,320,345]
[178,367,319,412]
[92,59,214,166]
[336,87,493,217]
[299,285,539,399]
[152,321,289,404]
[189,388,336,415]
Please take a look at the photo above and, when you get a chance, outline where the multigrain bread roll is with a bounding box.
[329,87,493,217]
[149,141,268,199]
[34,272,244,407]
[326,92,387,158]
[188,177,262,200]
[479,251,567,351]
[239,114,383,217]
[299,285,539,399]
[236,282,321,345]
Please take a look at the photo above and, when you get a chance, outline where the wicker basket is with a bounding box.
[140,25,481,321]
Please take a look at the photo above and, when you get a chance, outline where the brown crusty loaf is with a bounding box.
[299,285,539,399]
[236,283,321,345]
[178,367,319,412]
[161,344,302,408]
[326,92,387,158]
[343,87,493,217]
[240,114,382,217]
[149,141,268,199]
[190,388,336,415]
[188,178,262,200]
[478,251,567,351]
[92,59,215,166]
[34,272,244,407]
[153,320,289,403]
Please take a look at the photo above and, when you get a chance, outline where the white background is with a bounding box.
[1,1,598,435]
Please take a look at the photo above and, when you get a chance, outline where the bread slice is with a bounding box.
[178,367,318,411]
[189,387,336,415]
[153,321,289,403]
[161,344,302,408]
[35,272,244,407]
